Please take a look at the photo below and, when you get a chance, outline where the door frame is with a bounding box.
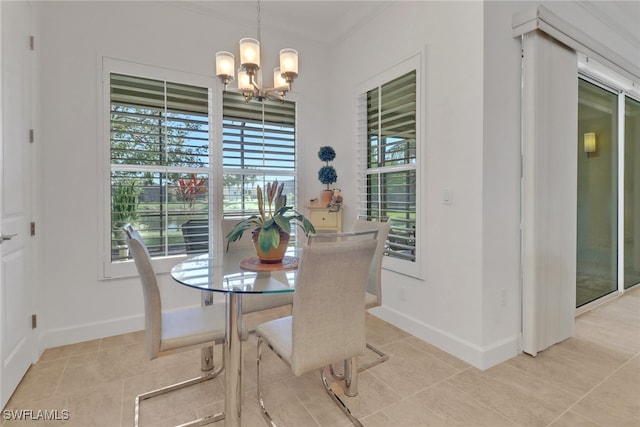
[0,0,38,409]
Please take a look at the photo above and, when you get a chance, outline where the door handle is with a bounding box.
[0,233,17,243]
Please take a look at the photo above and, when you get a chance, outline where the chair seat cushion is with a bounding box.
[160,305,226,352]
[255,316,293,367]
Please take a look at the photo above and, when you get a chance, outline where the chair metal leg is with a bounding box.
[201,345,214,371]
[358,342,389,372]
[258,338,362,427]
[320,366,363,427]
[329,361,345,379]
[134,359,225,427]
[335,341,389,377]
[200,291,215,372]
[343,357,358,397]
[256,337,278,427]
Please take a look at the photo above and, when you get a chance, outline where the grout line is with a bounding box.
[546,407,605,427]
[51,356,71,397]
[545,353,638,426]
[443,377,521,426]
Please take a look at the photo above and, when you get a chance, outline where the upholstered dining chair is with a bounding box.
[222,218,294,320]
[125,225,226,427]
[255,230,378,427]
[350,217,391,371]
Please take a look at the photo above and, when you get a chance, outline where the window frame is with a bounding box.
[356,53,423,279]
[100,58,219,279]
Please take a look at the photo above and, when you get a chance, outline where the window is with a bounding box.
[222,91,297,226]
[357,56,420,276]
[103,59,298,278]
[108,71,211,268]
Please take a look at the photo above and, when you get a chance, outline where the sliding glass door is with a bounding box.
[577,77,640,307]
[625,96,640,289]
[576,78,618,307]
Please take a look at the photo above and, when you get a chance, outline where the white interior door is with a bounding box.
[0,0,36,409]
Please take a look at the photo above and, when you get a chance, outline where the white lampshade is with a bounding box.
[273,68,288,88]
[239,38,260,68]
[237,69,252,90]
[279,48,298,75]
[584,132,597,153]
[215,51,235,79]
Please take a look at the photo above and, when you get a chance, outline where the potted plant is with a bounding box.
[175,174,207,213]
[226,180,316,263]
[112,179,140,257]
[175,174,209,253]
[317,146,337,206]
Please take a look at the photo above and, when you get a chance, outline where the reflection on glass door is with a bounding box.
[625,96,640,288]
[576,79,618,307]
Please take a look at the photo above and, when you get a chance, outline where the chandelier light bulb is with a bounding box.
[279,48,298,76]
[273,67,288,88]
[239,38,260,68]
[215,51,235,80]
[238,69,252,90]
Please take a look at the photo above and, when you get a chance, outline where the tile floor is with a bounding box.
[2,287,639,427]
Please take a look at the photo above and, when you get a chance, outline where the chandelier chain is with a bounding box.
[256,0,262,44]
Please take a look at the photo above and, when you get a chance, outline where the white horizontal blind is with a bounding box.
[110,73,210,260]
[222,92,297,226]
[358,70,417,262]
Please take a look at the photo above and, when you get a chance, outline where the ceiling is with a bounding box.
[178,1,640,51]
[179,1,391,44]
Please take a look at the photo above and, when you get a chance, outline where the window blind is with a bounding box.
[222,91,295,171]
[222,92,298,220]
[110,73,209,168]
[358,70,417,262]
[110,73,210,261]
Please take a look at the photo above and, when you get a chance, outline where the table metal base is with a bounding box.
[224,293,243,427]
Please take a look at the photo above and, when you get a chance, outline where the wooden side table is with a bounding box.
[306,205,343,233]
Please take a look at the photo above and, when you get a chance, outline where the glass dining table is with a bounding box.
[170,247,298,427]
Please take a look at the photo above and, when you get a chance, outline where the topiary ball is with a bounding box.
[318,146,336,162]
[318,165,337,185]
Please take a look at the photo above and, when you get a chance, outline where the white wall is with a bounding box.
[31,0,640,368]
[330,1,500,368]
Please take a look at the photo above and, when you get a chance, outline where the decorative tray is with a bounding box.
[239,256,299,272]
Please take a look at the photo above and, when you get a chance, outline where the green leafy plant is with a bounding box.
[111,180,140,245]
[226,180,316,253]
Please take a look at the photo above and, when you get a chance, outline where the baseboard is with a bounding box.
[37,314,145,355]
[371,306,519,370]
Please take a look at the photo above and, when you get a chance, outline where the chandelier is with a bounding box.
[215,1,299,102]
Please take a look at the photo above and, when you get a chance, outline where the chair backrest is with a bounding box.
[124,224,162,359]
[222,218,255,249]
[290,231,377,375]
[350,217,391,306]
[224,218,294,315]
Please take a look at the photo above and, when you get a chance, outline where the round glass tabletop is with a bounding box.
[170,247,299,294]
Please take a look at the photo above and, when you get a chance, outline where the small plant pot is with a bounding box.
[319,189,334,206]
[251,229,290,264]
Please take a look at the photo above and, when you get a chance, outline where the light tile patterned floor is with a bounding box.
[2,288,639,427]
